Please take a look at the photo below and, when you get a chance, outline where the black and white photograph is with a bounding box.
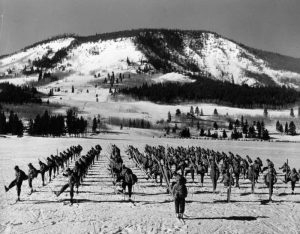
[0,0,300,233]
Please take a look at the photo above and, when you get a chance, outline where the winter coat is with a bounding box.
[16,169,28,183]
[39,162,48,173]
[223,173,234,186]
[172,182,188,199]
[264,168,277,186]
[210,162,220,180]
[28,166,39,179]
[63,170,77,184]
[290,171,299,182]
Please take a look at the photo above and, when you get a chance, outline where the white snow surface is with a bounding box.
[60,37,144,75]
[0,38,74,72]
[0,75,39,85]
[183,33,300,87]
[152,72,195,83]
[0,136,300,234]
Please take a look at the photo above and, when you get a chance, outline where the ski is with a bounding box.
[63,201,74,206]
[153,155,173,196]
[9,200,22,205]
[128,199,136,206]
[177,217,185,225]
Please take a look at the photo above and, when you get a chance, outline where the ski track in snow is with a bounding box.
[0,136,300,233]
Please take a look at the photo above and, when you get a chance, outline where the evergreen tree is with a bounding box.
[72,85,74,93]
[195,106,200,116]
[242,121,248,135]
[231,128,240,140]
[262,129,270,140]
[200,108,204,116]
[263,107,268,117]
[285,122,289,134]
[213,121,218,130]
[207,129,211,137]
[222,129,227,138]
[190,106,194,115]
[197,121,200,130]
[92,117,98,133]
[228,122,233,130]
[175,109,181,116]
[0,112,7,134]
[289,121,296,135]
[248,125,256,138]
[167,111,171,123]
[213,108,218,116]
[7,111,23,136]
[38,70,43,80]
[278,124,283,133]
[172,124,178,133]
[290,108,295,117]
[180,128,190,138]
[276,120,280,131]
[200,128,205,136]
[256,121,262,138]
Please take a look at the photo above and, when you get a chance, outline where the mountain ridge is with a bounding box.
[1,28,300,89]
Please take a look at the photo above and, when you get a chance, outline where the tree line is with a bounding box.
[120,76,299,108]
[108,116,151,129]
[0,109,89,137]
[0,111,24,136]
[276,120,297,136]
[0,83,42,104]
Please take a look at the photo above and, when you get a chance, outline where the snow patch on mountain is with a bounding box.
[0,38,74,72]
[152,72,195,83]
[183,33,300,88]
[60,38,145,75]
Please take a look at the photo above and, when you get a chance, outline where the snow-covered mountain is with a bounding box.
[1,29,300,88]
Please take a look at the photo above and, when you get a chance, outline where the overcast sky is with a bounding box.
[0,0,299,57]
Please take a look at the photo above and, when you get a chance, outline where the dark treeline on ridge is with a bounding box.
[120,76,300,108]
[0,83,42,104]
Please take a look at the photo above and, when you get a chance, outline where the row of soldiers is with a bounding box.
[4,145,83,202]
[126,145,299,200]
[54,144,102,204]
[109,145,138,201]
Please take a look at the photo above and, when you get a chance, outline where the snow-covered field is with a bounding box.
[35,73,296,119]
[0,135,300,234]
[1,30,300,233]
